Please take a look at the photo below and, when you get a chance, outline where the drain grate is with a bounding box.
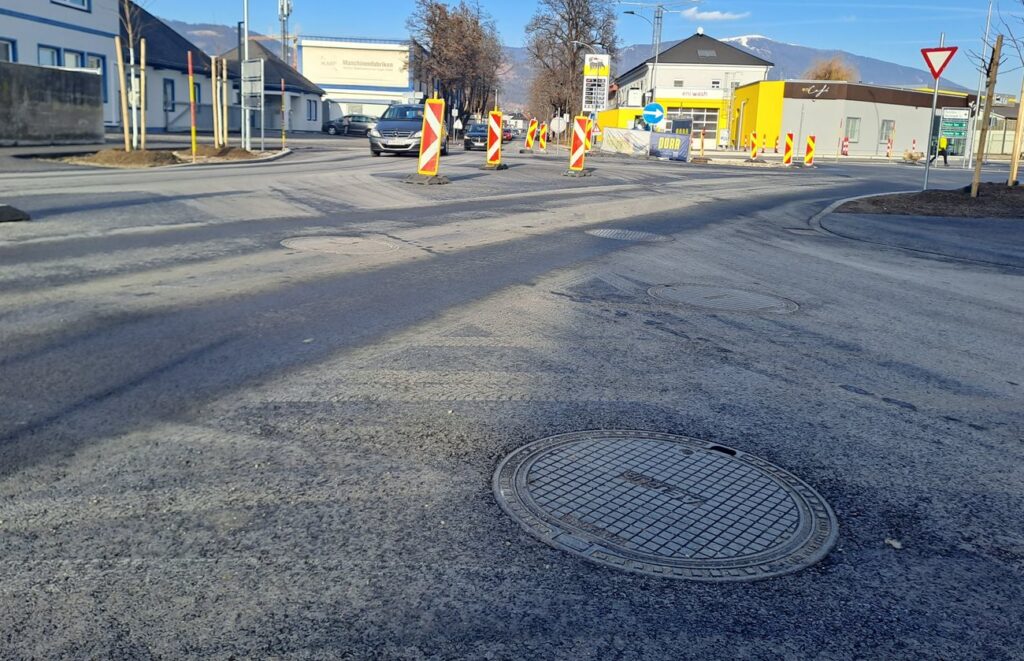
[494,430,837,581]
[648,284,798,313]
[281,236,398,255]
[586,229,670,242]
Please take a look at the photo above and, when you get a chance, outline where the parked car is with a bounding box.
[463,123,488,150]
[368,104,449,157]
[502,128,513,142]
[323,114,378,136]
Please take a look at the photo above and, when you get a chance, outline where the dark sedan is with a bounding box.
[323,114,378,136]
[463,123,488,150]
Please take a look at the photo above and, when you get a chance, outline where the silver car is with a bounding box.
[368,104,449,157]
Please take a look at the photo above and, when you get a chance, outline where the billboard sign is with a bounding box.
[650,123,691,161]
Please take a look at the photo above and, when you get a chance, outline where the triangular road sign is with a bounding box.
[921,46,958,80]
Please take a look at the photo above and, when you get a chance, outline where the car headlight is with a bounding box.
[412,130,422,139]
[369,128,381,138]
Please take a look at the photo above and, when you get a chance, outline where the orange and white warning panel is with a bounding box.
[417,97,445,176]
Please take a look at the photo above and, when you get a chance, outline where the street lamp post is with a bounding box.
[623,9,662,107]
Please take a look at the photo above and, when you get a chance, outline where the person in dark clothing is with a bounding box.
[929,136,949,166]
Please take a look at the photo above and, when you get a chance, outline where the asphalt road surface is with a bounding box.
[1,143,1022,659]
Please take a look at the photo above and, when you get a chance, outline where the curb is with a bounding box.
[167,148,292,168]
[808,190,917,232]
[807,189,1024,270]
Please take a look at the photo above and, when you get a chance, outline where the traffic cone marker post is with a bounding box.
[481,109,507,171]
[841,136,850,156]
[405,96,450,185]
[538,122,548,152]
[804,135,816,167]
[520,118,538,153]
[783,132,794,166]
[748,131,765,162]
[563,115,592,177]
[585,118,593,152]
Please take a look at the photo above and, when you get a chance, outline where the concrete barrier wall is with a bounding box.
[0,62,104,146]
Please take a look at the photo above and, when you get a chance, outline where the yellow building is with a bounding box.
[598,30,772,151]
[730,80,973,158]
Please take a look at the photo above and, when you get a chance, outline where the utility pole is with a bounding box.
[243,0,250,152]
[972,34,1003,198]
[966,0,993,169]
[651,5,663,107]
[278,0,292,63]
[1007,73,1024,185]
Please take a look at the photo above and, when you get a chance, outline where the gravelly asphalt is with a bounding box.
[1,146,1021,659]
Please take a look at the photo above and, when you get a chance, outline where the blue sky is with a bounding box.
[153,0,1022,91]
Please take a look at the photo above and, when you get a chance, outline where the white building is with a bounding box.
[222,40,326,134]
[0,0,119,123]
[601,31,773,150]
[121,1,215,133]
[297,36,432,119]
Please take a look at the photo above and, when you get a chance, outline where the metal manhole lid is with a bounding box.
[648,284,798,313]
[494,430,837,582]
[281,235,399,255]
[585,229,671,242]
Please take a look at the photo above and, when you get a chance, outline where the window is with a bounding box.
[163,79,175,112]
[845,116,862,143]
[38,46,60,67]
[87,53,106,101]
[51,0,90,10]
[711,79,721,89]
[673,80,685,88]
[0,39,14,63]
[879,119,895,143]
[64,50,84,68]
[665,107,720,136]
[307,99,318,121]
[192,82,201,105]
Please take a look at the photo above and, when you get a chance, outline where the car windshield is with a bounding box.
[468,124,486,132]
[381,105,424,121]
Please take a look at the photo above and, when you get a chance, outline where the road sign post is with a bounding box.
[241,58,265,153]
[582,54,610,114]
[563,115,590,177]
[642,103,665,130]
[920,38,957,190]
[405,97,449,184]
[483,110,507,170]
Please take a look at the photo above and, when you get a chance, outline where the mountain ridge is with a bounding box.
[158,18,970,110]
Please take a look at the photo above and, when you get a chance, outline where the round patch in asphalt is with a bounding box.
[585,229,671,242]
[494,430,837,582]
[648,284,798,313]
[281,236,399,255]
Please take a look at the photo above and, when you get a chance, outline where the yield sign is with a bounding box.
[921,46,958,80]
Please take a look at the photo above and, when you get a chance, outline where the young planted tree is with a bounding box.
[407,0,504,123]
[525,0,617,119]
[802,56,859,81]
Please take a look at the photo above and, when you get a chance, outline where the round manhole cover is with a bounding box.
[586,229,670,242]
[281,236,398,255]
[494,430,837,581]
[648,284,798,313]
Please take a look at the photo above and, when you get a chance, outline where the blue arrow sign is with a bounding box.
[642,102,665,126]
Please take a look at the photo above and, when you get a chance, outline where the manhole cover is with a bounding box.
[586,229,670,242]
[281,236,398,255]
[494,430,837,582]
[648,284,798,313]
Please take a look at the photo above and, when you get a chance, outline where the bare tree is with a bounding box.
[802,56,859,81]
[407,0,504,122]
[525,0,618,118]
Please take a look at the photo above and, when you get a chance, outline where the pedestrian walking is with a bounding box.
[929,135,949,166]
